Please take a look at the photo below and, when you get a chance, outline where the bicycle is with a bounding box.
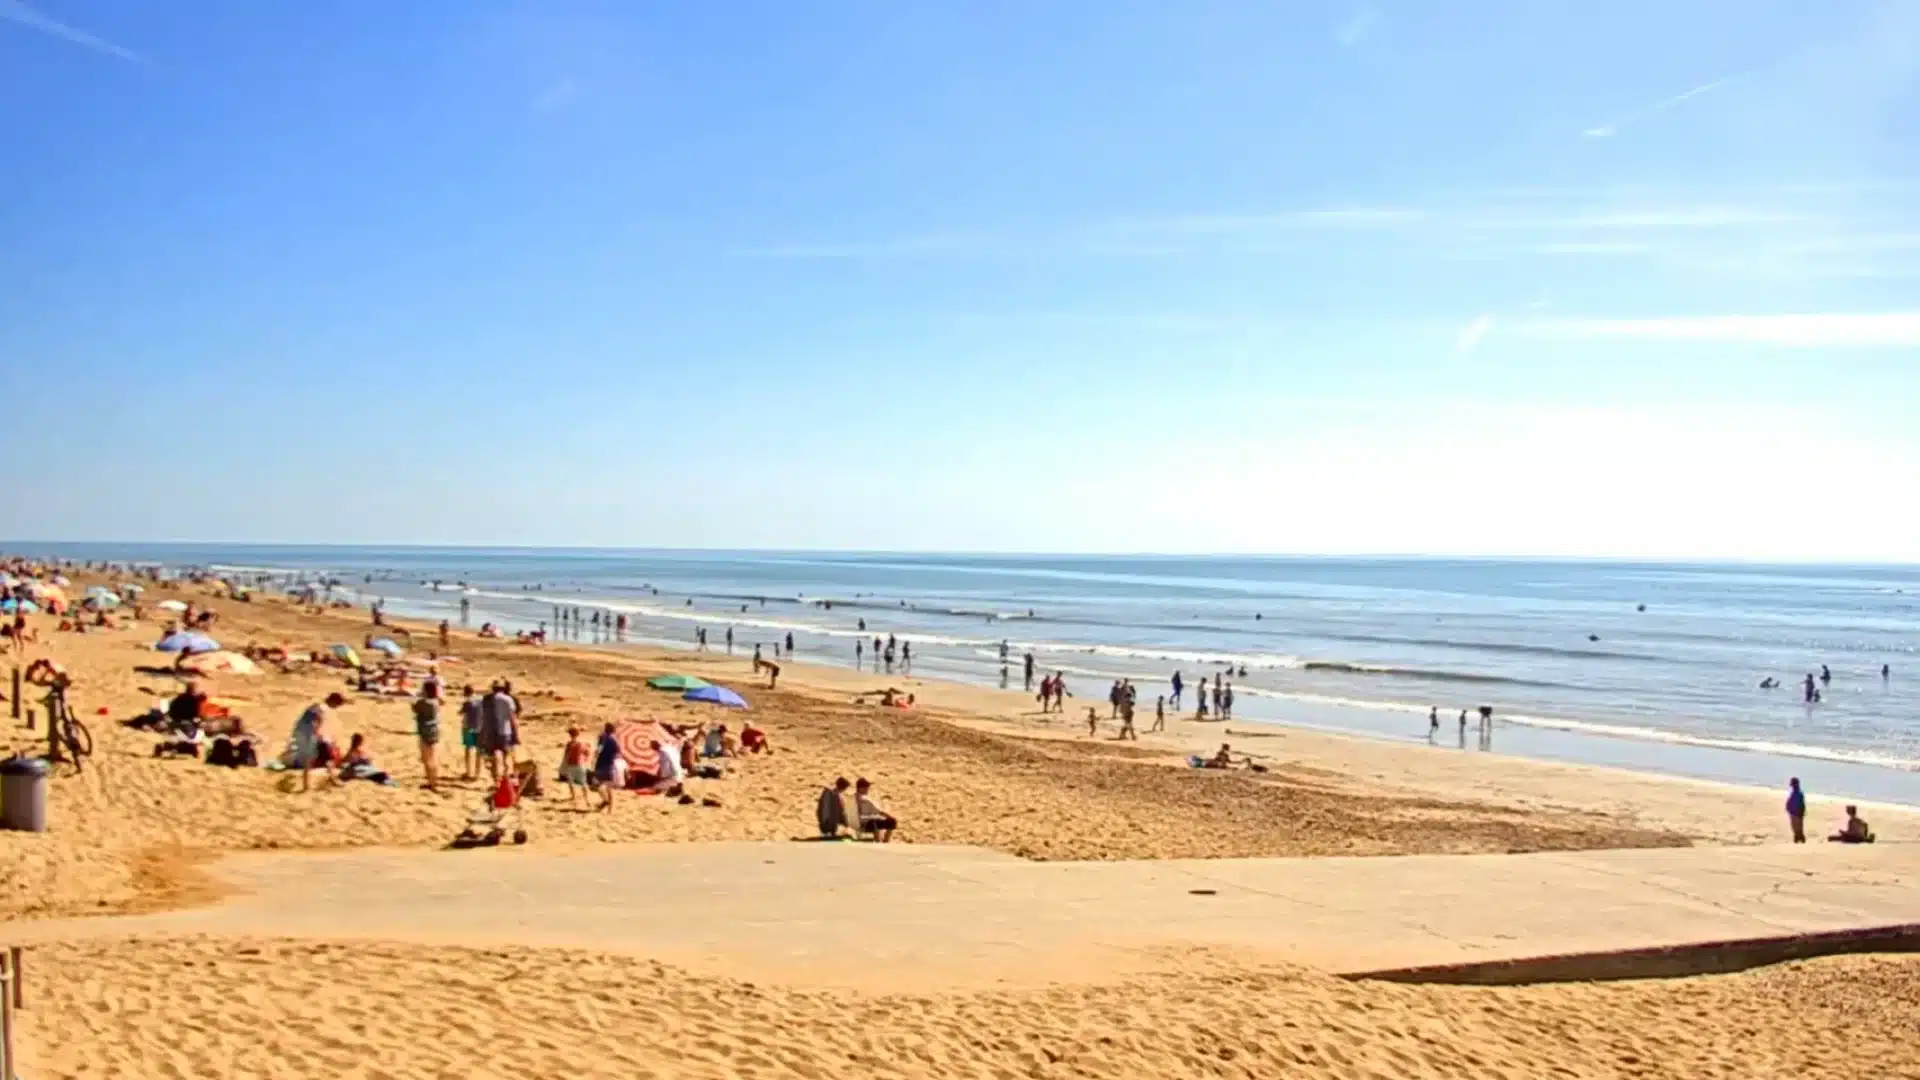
[42,679,92,773]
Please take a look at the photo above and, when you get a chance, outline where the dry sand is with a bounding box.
[4,573,1918,1078]
[16,936,1920,1080]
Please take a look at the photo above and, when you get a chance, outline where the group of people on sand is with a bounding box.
[1784,777,1876,844]
[1035,671,1071,713]
[556,716,770,812]
[283,692,395,790]
[815,776,899,842]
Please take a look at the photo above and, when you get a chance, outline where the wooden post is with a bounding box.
[9,667,17,720]
[1,947,13,1080]
[7,947,18,1009]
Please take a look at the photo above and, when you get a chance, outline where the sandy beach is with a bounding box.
[3,569,1918,1079]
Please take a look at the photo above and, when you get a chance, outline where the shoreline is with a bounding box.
[338,597,1920,843]
[341,582,1920,816]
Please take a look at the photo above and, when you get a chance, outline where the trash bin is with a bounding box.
[0,756,48,833]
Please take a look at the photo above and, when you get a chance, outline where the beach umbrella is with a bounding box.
[156,599,189,613]
[180,650,261,676]
[51,575,71,587]
[646,673,712,691]
[330,643,362,668]
[683,685,748,709]
[610,719,673,768]
[25,582,66,604]
[0,599,38,614]
[155,631,220,654]
[83,593,121,611]
[368,637,404,658]
[121,583,145,595]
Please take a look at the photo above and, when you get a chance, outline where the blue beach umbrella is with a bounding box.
[156,631,220,654]
[368,637,404,657]
[683,685,749,709]
[0,598,38,614]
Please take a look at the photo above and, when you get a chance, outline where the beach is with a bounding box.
[3,565,1918,1079]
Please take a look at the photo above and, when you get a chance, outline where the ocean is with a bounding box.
[21,544,1920,805]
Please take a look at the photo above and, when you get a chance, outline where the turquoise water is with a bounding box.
[24,543,1920,804]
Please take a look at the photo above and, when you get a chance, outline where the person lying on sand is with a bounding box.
[1829,806,1875,844]
[477,623,501,639]
[854,778,898,843]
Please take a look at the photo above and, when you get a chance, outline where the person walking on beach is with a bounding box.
[459,595,470,625]
[856,639,864,665]
[1458,709,1468,744]
[726,626,734,654]
[785,631,795,655]
[901,640,911,673]
[1220,683,1232,721]
[1820,664,1832,686]
[1803,673,1817,703]
[1170,670,1183,710]
[883,639,896,673]
[1108,680,1123,720]
[1023,652,1035,692]
[438,620,450,648]
[1786,777,1807,843]
[753,643,762,666]
[1152,695,1166,733]
[1428,707,1440,742]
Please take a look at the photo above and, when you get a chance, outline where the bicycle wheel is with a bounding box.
[65,716,93,760]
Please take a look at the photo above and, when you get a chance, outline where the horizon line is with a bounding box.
[4,540,1916,569]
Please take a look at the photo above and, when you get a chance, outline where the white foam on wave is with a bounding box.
[1229,685,1920,771]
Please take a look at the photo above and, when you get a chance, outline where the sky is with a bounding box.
[2,0,1918,560]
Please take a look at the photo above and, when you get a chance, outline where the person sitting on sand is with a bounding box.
[336,733,395,786]
[740,721,770,754]
[1829,806,1875,844]
[853,778,898,843]
[168,680,209,734]
[477,622,501,639]
[816,777,851,838]
[702,724,736,759]
[1205,742,1235,769]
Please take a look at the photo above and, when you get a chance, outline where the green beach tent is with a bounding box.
[647,673,712,691]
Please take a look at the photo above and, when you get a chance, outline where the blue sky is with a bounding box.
[3,1,1917,559]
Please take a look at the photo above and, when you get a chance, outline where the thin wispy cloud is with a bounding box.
[733,183,1920,282]
[1529,312,1920,347]
[532,78,579,113]
[1582,73,1746,138]
[1455,314,1497,354]
[1335,6,1381,47]
[0,0,141,62]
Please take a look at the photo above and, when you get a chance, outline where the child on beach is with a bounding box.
[561,726,591,808]
[459,685,482,781]
[1152,695,1166,733]
[1086,706,1099,737]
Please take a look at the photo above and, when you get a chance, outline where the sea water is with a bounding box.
[26,544,1920,805]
